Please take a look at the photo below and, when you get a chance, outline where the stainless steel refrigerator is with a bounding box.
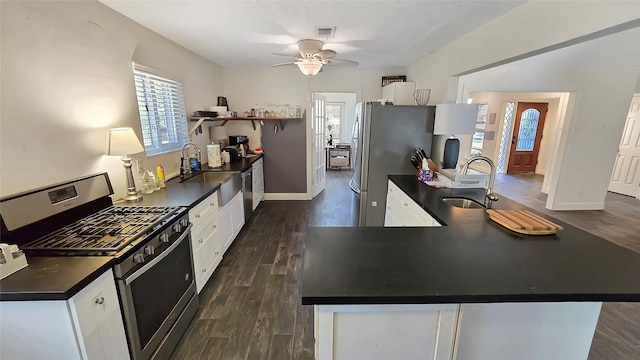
[350,102,435,226]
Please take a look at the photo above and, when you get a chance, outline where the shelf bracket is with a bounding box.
[278,120,285,130]
[251,120,256,131]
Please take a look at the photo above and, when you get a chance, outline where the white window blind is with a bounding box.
[133,66,189,156]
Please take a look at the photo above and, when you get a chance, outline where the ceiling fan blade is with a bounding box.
[269,62,297,67]
[323,58,359,66]
[271,52,302,60]
[313,49,337,60]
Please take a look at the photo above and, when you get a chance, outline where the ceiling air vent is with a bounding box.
[315,26,336,38]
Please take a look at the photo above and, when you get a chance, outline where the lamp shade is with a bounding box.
[433,103,479,135]
[106,127,144,156]
[297,59,322,76]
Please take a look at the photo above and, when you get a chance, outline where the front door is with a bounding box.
[507,102,548,173]
[609,94,640,197]
[312,93,326,198]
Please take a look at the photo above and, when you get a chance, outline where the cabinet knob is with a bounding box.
[195,213,201,218]
[215,251,219,255]
[95,297,104,305]
[202,268,207,273]
[210,202,215,207]
[212,224,216,229]
[198,238,203,243]
[403,203,408,206]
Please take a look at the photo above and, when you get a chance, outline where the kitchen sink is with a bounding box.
[179,171,241,206]
[441,197,485,209]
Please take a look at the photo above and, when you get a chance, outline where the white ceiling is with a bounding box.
[99,0,525,69]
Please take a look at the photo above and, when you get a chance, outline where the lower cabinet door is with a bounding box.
[315,304,459,360]
[219,205,234,253]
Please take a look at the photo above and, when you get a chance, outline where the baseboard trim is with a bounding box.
[547,202,605,211]
[264,193,309,201]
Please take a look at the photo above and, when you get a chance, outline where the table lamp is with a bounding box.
[106,127,145,202]
[434,103,479,169]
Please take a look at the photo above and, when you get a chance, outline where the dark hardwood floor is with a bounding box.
[493,173,640,360]
[170,169,356,360]
[171,170,639,359]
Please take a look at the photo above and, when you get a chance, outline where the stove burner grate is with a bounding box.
[22,206,180,253]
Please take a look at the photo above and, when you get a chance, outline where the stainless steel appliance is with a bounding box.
[350,102,435,226]
[241,168,253,222]
[0,173,198,360]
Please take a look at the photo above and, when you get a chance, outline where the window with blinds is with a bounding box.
[133,66,189,156]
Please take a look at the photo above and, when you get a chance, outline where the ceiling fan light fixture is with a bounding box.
[297,60,322,76]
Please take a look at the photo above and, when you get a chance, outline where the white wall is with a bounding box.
[407,1,640,105]
[0,1,223,199]
[461,66,640,210]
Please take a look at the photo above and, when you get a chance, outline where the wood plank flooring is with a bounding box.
[171,170,639,359]
[170,169,356,360]
[493,173,640,360]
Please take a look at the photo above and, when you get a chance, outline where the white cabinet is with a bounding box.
[385,180,441,227]
[315,304,458,360]
[252,158,264,210]
[219,190,245,253]
[189,190,221,293]
[382,81,416,105]
[0,270,130,360]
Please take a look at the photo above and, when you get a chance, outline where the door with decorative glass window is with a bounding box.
[507,102,548,173]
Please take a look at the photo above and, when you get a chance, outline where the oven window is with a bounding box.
[130,236,193,348]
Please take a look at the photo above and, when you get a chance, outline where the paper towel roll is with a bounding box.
[207,144,221,168]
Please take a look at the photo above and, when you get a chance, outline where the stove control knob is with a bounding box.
[160,234,170,243]
[172,223,182,232]
[144,245,155,255]
[133,253,145,264]
[180,218,189,227]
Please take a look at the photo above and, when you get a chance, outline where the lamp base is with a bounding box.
[121,156,143,203]
[442,136,460,169]
[123,191,143,203]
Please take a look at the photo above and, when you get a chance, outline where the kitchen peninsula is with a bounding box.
[302,175,640,360]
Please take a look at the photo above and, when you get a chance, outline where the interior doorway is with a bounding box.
[609,93,640,198]
[507,102,549,173]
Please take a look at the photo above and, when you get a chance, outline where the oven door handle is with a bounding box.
[124,223,192,285]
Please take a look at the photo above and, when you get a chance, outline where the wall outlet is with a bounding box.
[135,159,143,172]
[371,201,377,207]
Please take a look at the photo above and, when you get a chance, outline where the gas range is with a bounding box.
[0,173,198,360]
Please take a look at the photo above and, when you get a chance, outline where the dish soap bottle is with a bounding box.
[156,165,166,188]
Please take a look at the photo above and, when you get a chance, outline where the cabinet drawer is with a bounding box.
[191,215,218,255]
[189,191,218,223]
[194,244,222,294]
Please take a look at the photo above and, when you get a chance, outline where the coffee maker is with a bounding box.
[229,135,249,157]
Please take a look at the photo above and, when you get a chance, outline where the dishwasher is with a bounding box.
[241,168,253,222]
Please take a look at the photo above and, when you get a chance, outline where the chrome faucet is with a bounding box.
[180,142,201,180]
[460,156,499,209]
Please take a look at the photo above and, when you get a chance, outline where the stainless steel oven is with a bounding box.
[115,216,197,360]
[0,173,199,360]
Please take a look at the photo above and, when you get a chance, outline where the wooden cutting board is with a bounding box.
[486,209,563,235]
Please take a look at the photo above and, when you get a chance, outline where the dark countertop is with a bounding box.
[0,155,263,301]
[0,257,114,301]
[301,175,640,305]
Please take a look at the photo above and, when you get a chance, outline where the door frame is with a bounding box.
[507,102,549,173]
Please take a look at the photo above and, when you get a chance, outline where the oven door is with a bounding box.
[118,225,196,360]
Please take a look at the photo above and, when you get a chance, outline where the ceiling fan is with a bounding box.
[270,39,358,76]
